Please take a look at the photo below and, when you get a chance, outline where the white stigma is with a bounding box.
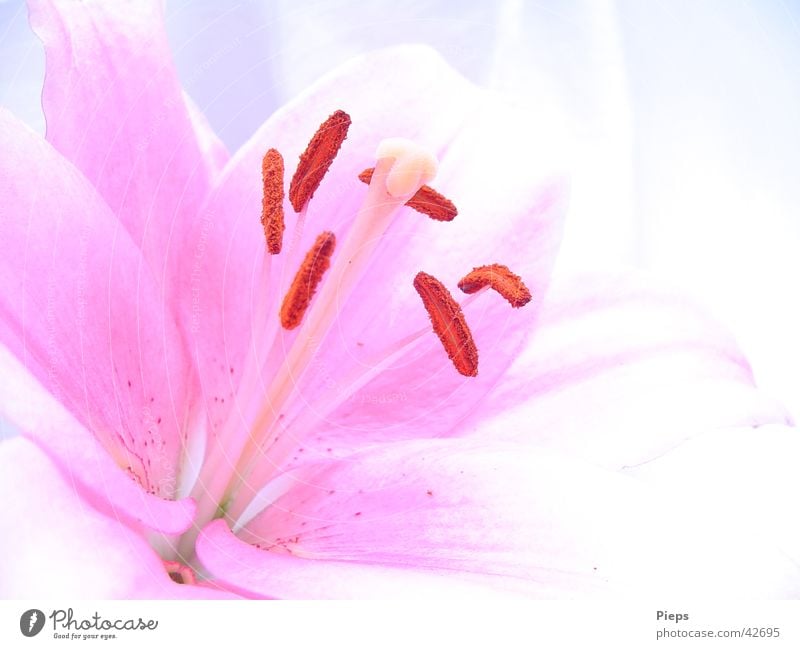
[375,138,439,197]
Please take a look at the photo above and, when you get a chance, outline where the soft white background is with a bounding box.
[1,0,798,432]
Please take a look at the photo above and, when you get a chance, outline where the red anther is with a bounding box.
[280,231,337,330]
[413,271,478,377]
[289,110,351,212]
[358,168,457,221]
[261,148,285,254]
[458,264,532,308]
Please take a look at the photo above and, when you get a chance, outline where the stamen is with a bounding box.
[280,231,336,330]
[413,271,479,377]
[261,148,285,254]
[289,110,351,212]
[220,145,444,523]
[458,264,532,308]
[358,168,457,221]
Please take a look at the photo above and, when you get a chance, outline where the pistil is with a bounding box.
[181,113,351,556]
[179,111,535,563]
[224,143,440,512]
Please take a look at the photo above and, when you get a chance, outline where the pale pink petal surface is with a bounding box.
[0,437,232,598]
[0,344,194,535]
[198,520,513,599]
[197,439,800,598]
[183,92,230,179]
[29,0,224,310]
[0,108,191,500]
[471,270,792,467]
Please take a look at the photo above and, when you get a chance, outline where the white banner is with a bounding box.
[1,601,799,648]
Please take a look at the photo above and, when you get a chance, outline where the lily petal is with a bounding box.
[0,344,194,535]
[468,270,791,468]
[201,439,800,597]
[0,108,191,498]
[183,91,230,180]
[198,520,517,599]
[0,438,232,598]
[28,0,225,307]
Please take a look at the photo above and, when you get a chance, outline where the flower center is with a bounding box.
[176,110,532,560]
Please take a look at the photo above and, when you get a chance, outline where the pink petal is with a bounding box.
[183,91,229,180]
[0,438,233,598]
[28,0,226,309]
[180,45,477,432]
[0,344,194,535]
[199,439,800,597]
[0,108,191,498]
[469,270,791,468]
[197,520,514,599]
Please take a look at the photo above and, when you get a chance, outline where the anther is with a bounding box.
[458,264,532,308]
[261,148,285,254]
[289,110,351,212]
[358,168,457,221]
[413,271,479,377]
[280,231,337,330]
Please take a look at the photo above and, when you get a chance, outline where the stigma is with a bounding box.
[374,137,438,197]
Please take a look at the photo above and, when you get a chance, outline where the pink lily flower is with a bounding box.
[1,0,797,599]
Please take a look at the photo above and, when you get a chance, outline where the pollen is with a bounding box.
[289,110,351,212]
[261,148,285,254]
[358,168,457,221]
[413,271,479,377]
[458,264,532,308]
[280,231,337,330]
